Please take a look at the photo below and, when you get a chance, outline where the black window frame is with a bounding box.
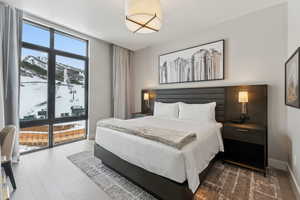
[19,19,89,154]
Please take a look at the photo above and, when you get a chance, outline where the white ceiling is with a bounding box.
[3,0,286,51]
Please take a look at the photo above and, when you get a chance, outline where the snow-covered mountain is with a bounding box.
[20,56,86,121]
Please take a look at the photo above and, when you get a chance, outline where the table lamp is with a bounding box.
[238,91,249,123]
[144,92,150,112]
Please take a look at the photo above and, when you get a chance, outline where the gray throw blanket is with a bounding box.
[97,119,196,149]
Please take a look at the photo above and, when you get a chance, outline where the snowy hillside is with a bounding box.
[20,56,86,121]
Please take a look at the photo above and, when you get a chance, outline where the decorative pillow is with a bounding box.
[178,102,216,122]
[153,102,179,119]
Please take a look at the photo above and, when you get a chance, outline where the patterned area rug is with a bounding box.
[67,151,283,200]
[196,162,282,200]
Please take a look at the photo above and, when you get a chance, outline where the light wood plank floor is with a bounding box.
[11,140,110,200]
[9,140,296,200]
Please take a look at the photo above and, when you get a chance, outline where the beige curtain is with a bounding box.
[113,45,133,119]
[0,16,4,130]
[0,2,23,161]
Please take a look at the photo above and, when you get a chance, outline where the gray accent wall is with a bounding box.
[132,4,288,163]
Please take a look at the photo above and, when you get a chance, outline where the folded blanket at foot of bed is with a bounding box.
[97,118,197,149]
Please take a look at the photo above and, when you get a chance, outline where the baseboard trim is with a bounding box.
[287,164,300,200]
[269,158,288,171]
[269,158,300,199]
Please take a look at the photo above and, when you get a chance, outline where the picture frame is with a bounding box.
[159,39,225,84]
[285,47,300,108]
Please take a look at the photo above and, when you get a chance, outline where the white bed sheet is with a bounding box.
[95,116,223,193]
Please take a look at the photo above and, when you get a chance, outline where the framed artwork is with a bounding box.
[159,39,225,84]
[285,47,300,108]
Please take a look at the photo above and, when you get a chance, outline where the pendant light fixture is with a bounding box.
[125,0,162,34]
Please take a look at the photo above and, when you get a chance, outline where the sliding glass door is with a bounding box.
[19,20,89,153]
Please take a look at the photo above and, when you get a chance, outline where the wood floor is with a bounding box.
[9,140,296,200]
[11,140,110,200]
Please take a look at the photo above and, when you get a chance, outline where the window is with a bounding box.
[55,56,86,118]
[19,20,89,153]
[22,22,50,47]
[54,32,87,56]
[53,120,86,145]
[19,125,49,152]
[20,48,48,122]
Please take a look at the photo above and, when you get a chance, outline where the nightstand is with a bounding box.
[222,122,268,175]
[131,112,152,119]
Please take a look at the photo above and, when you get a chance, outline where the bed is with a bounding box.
[95,87,227,200]
[95,118,222,199]
[98,117,222,180]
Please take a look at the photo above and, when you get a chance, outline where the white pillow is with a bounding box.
[153,102,179,119]
[178,102,216,122]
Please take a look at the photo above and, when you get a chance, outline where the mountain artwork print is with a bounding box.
[159,40,224,84]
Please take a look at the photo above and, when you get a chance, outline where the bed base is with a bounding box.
[94,143,219,200]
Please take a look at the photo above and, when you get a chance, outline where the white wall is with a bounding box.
[132,4,288,162]
[287,0,300,188]
[25,14,112,139]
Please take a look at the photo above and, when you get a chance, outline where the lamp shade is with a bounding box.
[125,0,162,34]
[238,91,248,103]
[144,92,149,101]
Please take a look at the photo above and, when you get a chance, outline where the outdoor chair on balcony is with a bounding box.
[0,125,17,190]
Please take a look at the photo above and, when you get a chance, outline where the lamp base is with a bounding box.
[144,100,151,113]
[230,114,250,124]
[239,114,250,124]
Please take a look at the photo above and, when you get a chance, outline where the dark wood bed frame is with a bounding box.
[94,143,219,200]
[94,85,267,200]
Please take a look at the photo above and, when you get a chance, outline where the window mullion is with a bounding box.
[48,28,55,148]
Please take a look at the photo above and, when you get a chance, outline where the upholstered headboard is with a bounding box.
[142,87,225,122]
[141,85,267,125]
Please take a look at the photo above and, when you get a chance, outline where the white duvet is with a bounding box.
[95,116,223,193]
